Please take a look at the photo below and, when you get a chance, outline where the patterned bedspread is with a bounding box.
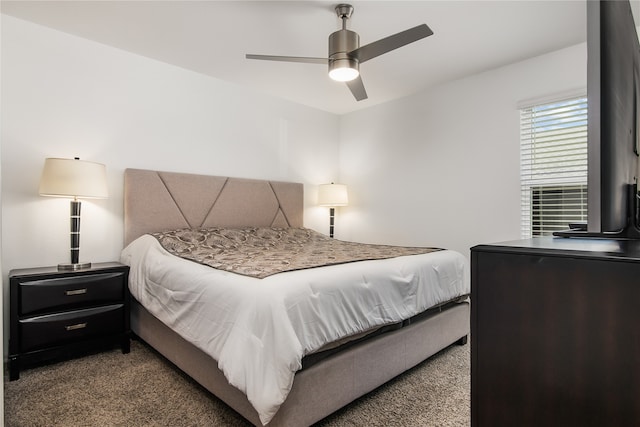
[151,227,441,279]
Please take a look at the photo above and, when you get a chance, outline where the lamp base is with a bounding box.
[58,262,92,271]
[329,207,335,238]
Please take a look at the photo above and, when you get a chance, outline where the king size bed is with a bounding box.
[121,168,470,426]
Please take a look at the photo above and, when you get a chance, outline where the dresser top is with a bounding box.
[472,236,640,261]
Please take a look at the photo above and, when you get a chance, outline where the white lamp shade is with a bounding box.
[318,183,348,207]
[39,158,108,199]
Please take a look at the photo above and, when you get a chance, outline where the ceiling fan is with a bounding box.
[246,4,433,101]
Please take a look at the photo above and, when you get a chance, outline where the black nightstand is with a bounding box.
[9,262,130,380]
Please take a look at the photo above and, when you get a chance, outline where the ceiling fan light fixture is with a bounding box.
[329,58,359,82]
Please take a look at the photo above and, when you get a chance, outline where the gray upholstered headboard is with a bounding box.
[123,169,304,246]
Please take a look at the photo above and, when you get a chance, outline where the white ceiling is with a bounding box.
[0,1,602,114]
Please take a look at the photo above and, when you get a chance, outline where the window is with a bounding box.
[520,96,588,237]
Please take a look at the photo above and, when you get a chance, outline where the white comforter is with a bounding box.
[121,235,469,425]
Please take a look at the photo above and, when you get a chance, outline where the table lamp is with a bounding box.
[318,183,348,238]
[39,157,108,270]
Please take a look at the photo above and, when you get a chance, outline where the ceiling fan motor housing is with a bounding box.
[328,29,359,75]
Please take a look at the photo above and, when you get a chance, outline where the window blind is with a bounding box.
[520,96,588,237]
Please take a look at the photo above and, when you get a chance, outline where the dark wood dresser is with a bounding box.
[471,237,640,427]
[9,262,130,380]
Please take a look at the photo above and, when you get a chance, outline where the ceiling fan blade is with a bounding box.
[346,75,368,101]
[350,24,434,64]
[246,54,328,65]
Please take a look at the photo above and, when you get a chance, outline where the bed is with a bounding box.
[121,168,470,426]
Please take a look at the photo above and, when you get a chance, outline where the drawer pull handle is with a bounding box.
[65,289,87,296]
[65,322,87,331]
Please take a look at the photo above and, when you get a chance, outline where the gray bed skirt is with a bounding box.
[130,298,470,426]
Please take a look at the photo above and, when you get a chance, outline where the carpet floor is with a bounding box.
[4,339,469,426]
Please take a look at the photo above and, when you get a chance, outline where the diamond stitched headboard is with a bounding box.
[123,169,303,246]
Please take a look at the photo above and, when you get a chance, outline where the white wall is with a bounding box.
[1,15,340,278]
[338,44,587,257]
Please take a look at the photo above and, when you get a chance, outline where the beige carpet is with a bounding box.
[4,340,469,426]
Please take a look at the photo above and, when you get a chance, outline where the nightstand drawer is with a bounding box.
[19,304,124,352]
[20,272,124,315]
